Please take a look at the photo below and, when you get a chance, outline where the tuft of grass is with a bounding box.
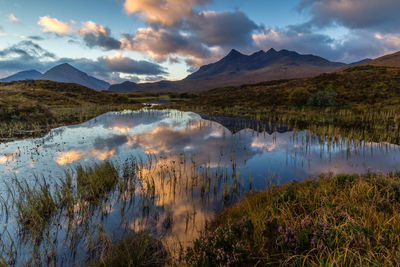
[89,232,168,267]
[75,162,120,202]
[12,177,57,236]
[186,172,400,266]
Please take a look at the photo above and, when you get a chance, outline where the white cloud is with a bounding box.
[8,14,20,23]
[38,16,73,34]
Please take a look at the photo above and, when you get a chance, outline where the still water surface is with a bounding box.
[0,109,399,265]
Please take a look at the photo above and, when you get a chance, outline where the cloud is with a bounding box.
[8,14,20,23]
[123,0,210,26]
[79,21,121,50]
[187,10,259,48]
[252,26,400,63]
[0,40,56,61]
[299,0,400,33]
[38,16,73,34]
[36,18,121,50]
[0,41,166,82]
[20,35,45,41]
[143,75,166,82]
[0,25,4,36]
[120,9,259,66]
[253,26,335,58]
[121,27,215,65]
[98,53,167,75]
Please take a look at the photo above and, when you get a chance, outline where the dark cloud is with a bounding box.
[79,21,121,50]
[0,41,166,82]
[81,32,121,50]
[24,36,45,41]
[98,53,167,75]
[143,75,165,82]
[299,0,400,33]
[187,10,259,48]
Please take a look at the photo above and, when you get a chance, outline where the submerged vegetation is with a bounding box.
[186,172,400,266]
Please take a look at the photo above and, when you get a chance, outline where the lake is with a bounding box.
[0,109,399,265]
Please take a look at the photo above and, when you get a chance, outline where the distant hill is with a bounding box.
[0,70,42,82]
[359,51,400,68]
[110,49,347,93]
[349,58,372,66]
[0,64,110,91]
[39,63,110,91]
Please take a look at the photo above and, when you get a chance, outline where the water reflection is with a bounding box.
[0,109,399,265]
[1,109,398,184]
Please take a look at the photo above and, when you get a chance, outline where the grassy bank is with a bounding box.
[185,172,400,266]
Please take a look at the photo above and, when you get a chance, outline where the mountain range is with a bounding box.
[109,48,348,92]
[0,63,110,91]
[2,48,399,93]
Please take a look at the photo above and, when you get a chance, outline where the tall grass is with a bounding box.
[89,232,168,267]
[11,177,57,237]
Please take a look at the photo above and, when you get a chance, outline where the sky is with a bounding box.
[0,0,400,84]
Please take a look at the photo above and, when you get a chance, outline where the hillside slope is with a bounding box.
[185,65,400,108]
[360,51,400,68]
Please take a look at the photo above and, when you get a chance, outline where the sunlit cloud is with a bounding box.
[123,0,210,26]
[8,14,20,23]
[38,16,73,34]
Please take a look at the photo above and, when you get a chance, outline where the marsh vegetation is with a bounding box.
[0,109,399,266]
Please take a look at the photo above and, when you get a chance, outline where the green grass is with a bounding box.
[89,232,168,267]
[75,162,120,202]
[8,161,128,237]
[186,172,400,266]
[11,177,57,237]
